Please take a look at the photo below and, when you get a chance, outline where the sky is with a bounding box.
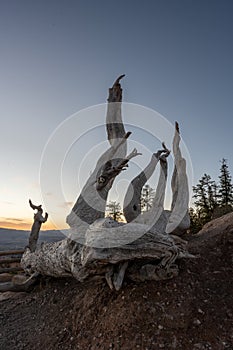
[0,0,233,230]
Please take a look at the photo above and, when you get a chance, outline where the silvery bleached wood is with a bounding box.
[80,124,192,289]
[66,75,137,243]
[132,148,170,230]
[21,75,136,285]
[28,199,48,252]
[165,122,190,235]
[81,217,194,289]
[106,74,126,146]
[123,122,190,236]
[123,149,164,223]
[66,131,132,243]
[20,76,193,291]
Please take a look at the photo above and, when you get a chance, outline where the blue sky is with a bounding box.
[0,0,233,229]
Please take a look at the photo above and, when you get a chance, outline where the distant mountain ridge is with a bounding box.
[0,228,66,250]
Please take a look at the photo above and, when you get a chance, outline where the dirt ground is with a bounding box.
[1,213,233,350]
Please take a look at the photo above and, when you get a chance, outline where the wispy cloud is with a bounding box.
[0,219,31,230]
[58,201,73,209]
[3,218,25,222]
[1,201,15,205]
[0,210,68,231]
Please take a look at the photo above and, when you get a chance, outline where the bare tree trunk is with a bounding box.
[165,122,190,235]
[66,75,132,243]
[18,77,192,292]
[123,153,160,223]
[28,200,48,252]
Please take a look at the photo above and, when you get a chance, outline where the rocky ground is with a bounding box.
[0,213,233,350]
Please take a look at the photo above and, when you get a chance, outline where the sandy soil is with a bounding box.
[1,213,233,350]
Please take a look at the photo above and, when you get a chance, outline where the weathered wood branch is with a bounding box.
[106,74,126,146]
[21,218,194,291]
[165,121,190,235]
[18,77,193,292]
[134,148,170,232]
[123,143,169,223]
[28,199,48,252]
[66,76,129,238]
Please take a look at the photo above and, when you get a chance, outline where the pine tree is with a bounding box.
[218,158,233,207]
[192,173,218,224]
[106,201,123,221]
[140,184,155,212]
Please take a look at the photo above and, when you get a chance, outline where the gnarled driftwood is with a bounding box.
[20,76,193,291]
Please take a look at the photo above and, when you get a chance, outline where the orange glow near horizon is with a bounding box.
[0,218,65,231]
